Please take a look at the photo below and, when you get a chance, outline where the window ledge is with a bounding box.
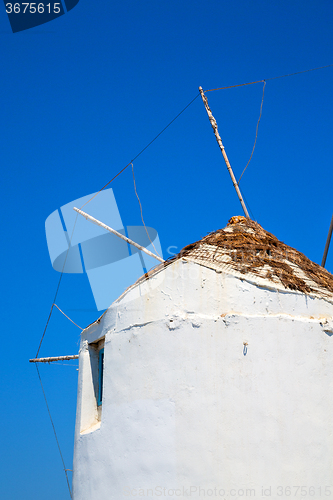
[80,420,101,435]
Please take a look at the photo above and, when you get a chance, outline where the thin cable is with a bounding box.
[53,304,84,330]
[36,365,73,499]
[204,63,333,92]
[131,163,162,259]
[36,214,79,358]
[205,80,264,92]
[79,162,132,211]
[242,191,255,221]
[265,63,333,81]
[79,93,201,211]
[238,81,266,185]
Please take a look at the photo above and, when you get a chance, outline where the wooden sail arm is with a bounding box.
[73,207,165,263]
[199,86,250,219]
[29,355,79,363]
[321,214,333,268]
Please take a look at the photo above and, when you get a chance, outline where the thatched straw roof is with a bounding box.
[145,216,333,302]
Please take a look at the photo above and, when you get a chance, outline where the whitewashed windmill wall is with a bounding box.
[72,217,333,500]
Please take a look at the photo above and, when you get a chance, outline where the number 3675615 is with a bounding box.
[5,3,61,14]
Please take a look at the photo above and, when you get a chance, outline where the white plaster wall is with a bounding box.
[73,260,333,500]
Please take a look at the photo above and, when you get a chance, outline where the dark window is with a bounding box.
[97,348,104,406]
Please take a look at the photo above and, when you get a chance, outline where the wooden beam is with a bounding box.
[199,86,250,219]
[73,207,165,263]
[321,214,333,268]
[29,355,79,363]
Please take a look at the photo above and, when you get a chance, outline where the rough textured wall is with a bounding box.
[73,260,333,500]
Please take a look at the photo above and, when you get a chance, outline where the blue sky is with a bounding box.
[0,1,333,498]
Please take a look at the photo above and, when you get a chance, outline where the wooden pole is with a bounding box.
[73,207,165,263]
[30,355,79,363]
[199,86,250,219]
[321,214,333,268]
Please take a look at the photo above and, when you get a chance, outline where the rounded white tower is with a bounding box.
[73,216,333,500]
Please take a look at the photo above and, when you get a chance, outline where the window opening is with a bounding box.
[98,348,104,406]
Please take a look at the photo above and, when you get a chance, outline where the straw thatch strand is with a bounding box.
[177,216,333,297]
[132,216,333,301]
